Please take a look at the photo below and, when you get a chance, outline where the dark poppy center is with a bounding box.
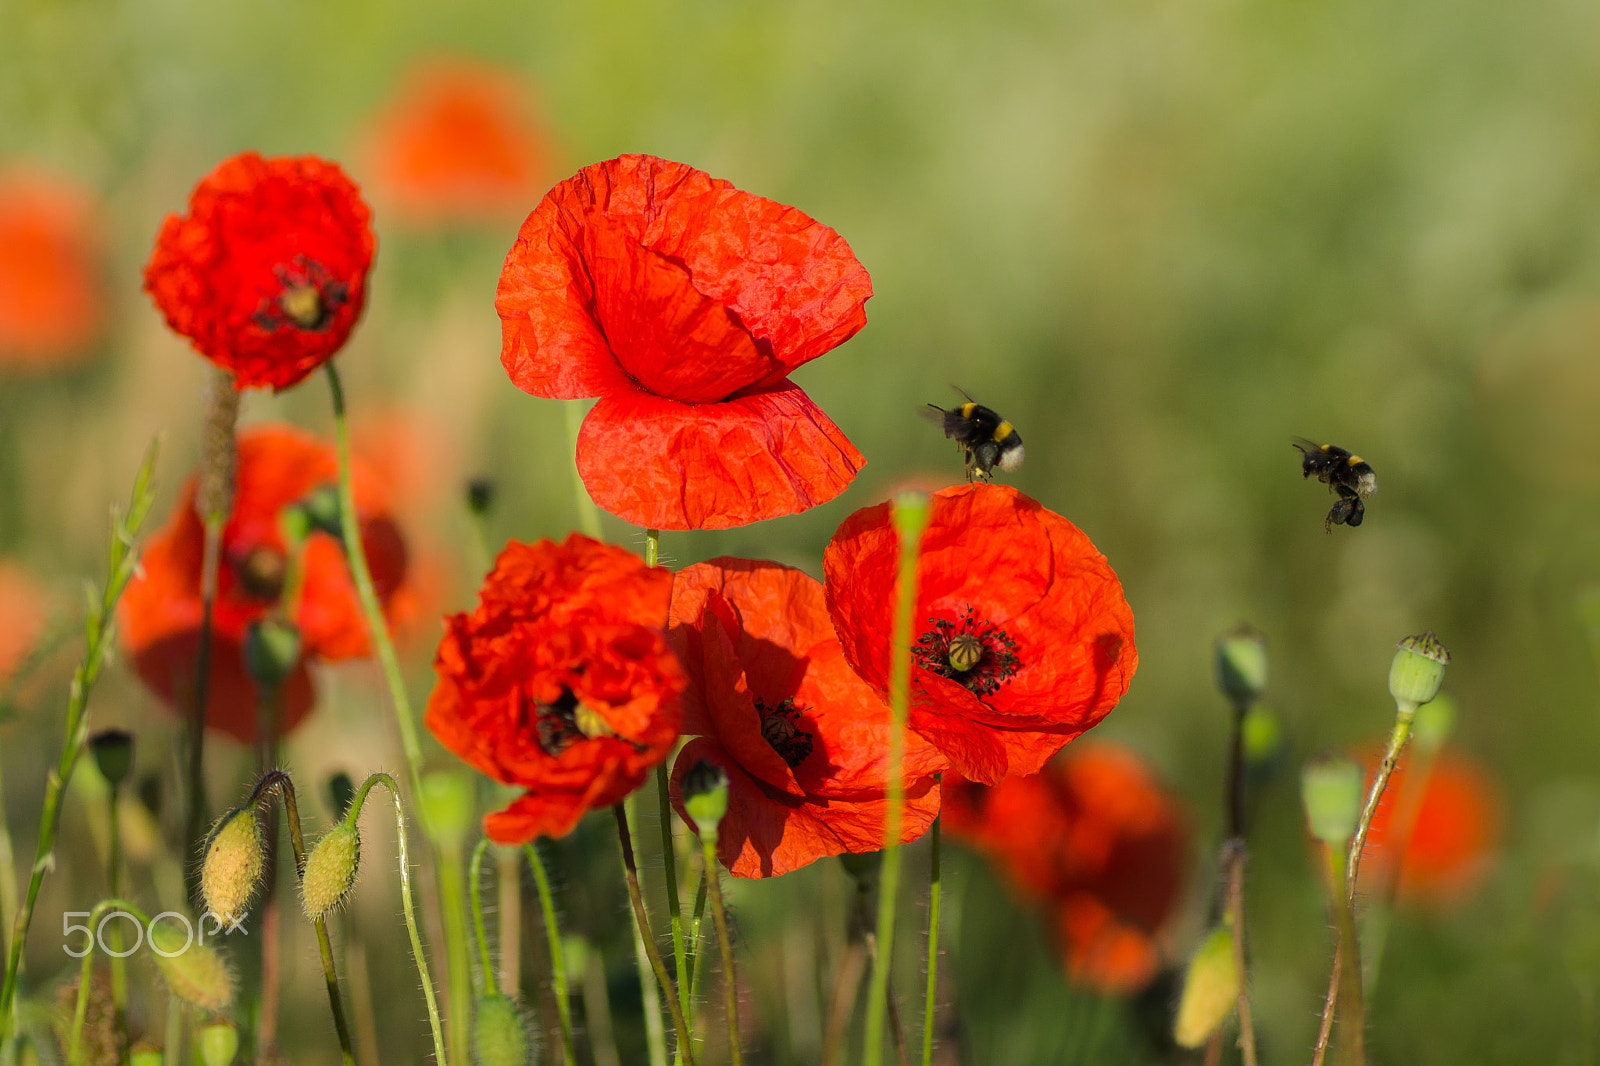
[913,605,1022,698]
[235,545,287,602]
[254,255,349,334]
[755,696,814,768]
[533,687,618,756]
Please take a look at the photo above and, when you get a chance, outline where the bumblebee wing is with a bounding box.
[1290,436,1323,455]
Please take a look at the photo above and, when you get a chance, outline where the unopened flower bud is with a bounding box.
[681,760,729,839]
[1389,631,1449,711]
[1411,692,1457,755]
[473,992,533,1066]
[301,822,361,921]
[1173,925,1241,1049]
[150,921,233,1011]
[88,728,135,787]
[419,770,475,849]
[1214,624,1268,706]
[1300,754,1363,846]
[466,477,497,517]
[243,616,301,691]
[202,808,265,927]
[197,1019,239,1066]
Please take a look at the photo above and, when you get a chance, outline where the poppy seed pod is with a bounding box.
[1173,925,1240,1049]
[150,921,234,1011]
[242,616,302,692]
[473,992,533,1066]
[1214,624,1267,706]
[88,728,135,787]
[1389,631,1450,711]
[301,822,361,920]
[201,808,265,927]
[680,759,729,840]
[197,1019,239,1066]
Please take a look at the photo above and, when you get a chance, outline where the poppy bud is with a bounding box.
[419,770,475,849]
[1300,754,1363,847]
[1411,692,1457,755]
[201,808,265,927]
[197,1019,239,1066]
[1388,631,1449,712]
[473,992,533,1066]
[681,759,729,839]
[242,616,301,691]
[150,920,234,1011]
[88,728,135,787]
[1173,925,1240,1049]
[301,822,361,921]
[466,477,496,517]
[130,1044,164,1066]
[1214,624,1267,706]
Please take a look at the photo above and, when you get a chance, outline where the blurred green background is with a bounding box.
[6,0,1600,1061]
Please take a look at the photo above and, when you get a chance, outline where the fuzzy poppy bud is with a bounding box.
[197,1019,239,1066]
[130,1045,164,1066]
[473,992,533,1066]
[681,759,729,839]
[88,728,135,787]
[201,808,265,927]
[466,477,496,517]
[150,920,234,1011]
[301,821,361,921]
[242,616,301,691]
[1300,753,1363,846]
[1389,631,1449,711]
[419,770,475,849]
[1214,624,1268,706]
[1173,925,1240,1049]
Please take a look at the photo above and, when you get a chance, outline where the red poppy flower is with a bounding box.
[0,561,48,686]
[943,743,1186,994]
[365,58,548,225]
[825,483,1137,785]
[119,425,409,742]
[1359,747,1501,907]
[0,167,101,368]
[665,559,946,878]
[497,154,871,530]
[425,534,685,843]
[144,152,375,391]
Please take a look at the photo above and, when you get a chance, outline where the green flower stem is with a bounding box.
[349,773,448,1066]
[67,897,141,1066]
[496,847,521,995]
[523,842,576,1066]
[920,813,942,1066]
[699,835,742,1066]
[323,364,427,810]
[1223,842,1258,1066]
[469,839,497,995]
[183,513,222,897]
[437,838,472,1065]
[614,803,697,1066]
[255,771,355,1066]
[1346,713,1415,896]
[863,495,928,1066]
[686,867,709,1004]
[0,441,158,1039]
[1311,841,1364,1066]
[0,759,15,1005]
[565,400,603,539]
[623,797,669,1066]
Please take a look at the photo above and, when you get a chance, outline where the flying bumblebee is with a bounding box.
[1293,438,1376,532]
[926,391,1024,482]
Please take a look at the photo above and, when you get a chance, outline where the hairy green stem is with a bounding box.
[496,847,521,995]
[614,804,697,1066]
[67,897,140,1065]
[700,836,742,1066]
[469,839,497,995]
[524,842,575,1066]
[183,514,222,896]
[920,813,941,1066]
[437,839,472,1064]
[0,441,158,1038]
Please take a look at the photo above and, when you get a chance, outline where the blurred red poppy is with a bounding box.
[943,743,1186,994]
[0,561,48,686]
[144,152,375,391]
[119,425,409,742]
[0,167,101,368]
[665,558,946,878]
[425,534,684,842]
[497,153,871,530]
[825,483,1137,784]
[1360,747,1501,907]
[365,58,547,225]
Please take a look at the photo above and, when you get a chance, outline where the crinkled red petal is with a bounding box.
[576,380,864,530]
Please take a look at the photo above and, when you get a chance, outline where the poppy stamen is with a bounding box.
[913,605,1022,697]
[534,688,584,755]
[755,696,814,768]
[254,256,349,333]
[235,545,288,602]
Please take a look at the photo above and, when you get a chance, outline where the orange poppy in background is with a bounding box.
[425,535,684,843]
[120,425,409,742]
[0,561,48,686]
[497,153,872,530]
[943,743,1187,995]
[365,58,547,225]
[144,152,375,391]
[825,483,1137,785]
[1360,747,1501,907]
[0,167,101,368]
[666,558,947,878]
